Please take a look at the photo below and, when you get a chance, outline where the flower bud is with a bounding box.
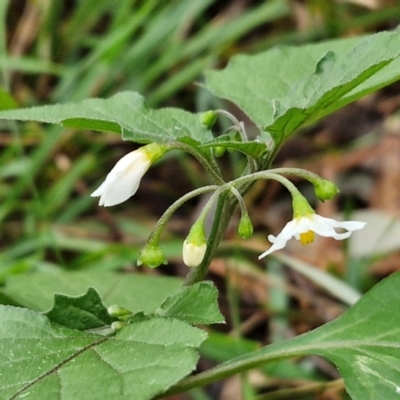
[111,321,126,332]
[182,221,207,268]
[213,146,226,157]
[200,110,218,128]
[108,305,132,318]
[137,243,168,269]
[238,213,253,240]
[182,240,207,268]
[314,178,340,202]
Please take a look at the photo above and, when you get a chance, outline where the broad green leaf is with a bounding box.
[156,281,225,325]
[205,30,400,143]
[1,270,182,314]
[171,272,400,400]
[200,135,268,158]
[0,306,206,400]
[0,91,213,145]
[45,287,116,330]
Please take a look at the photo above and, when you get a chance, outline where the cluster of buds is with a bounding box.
[91,140,365,270]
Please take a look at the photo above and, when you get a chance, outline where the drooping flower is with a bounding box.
[91,143,168,207]
[182,220,207,268]
[259,194,365,259]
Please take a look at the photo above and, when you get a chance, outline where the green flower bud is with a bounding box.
[314,178,340,202]
[183,240,207,268]
[213,146,226,157]
[238,213,253,240]
[108,305,132,318]
[111,321,126,332]
[200,110,218,128]
[137,243,168,268]
[183,221,207,268]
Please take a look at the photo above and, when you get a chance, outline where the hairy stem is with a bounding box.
[172,142,225,185]
[252,378,344,400]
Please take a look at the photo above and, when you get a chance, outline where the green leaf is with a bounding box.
[0,305,206,400]
[205,30,400,143]
[1,270,182,314]
[0,91,213,145]
[45,287,116,330]
[200,135,268,158]
[156,281,225,325]
[0,86,18,110]
[172,272,400,399]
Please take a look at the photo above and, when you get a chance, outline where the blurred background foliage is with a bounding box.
[1,1,400,399]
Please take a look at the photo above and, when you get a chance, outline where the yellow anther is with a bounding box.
[299,230,315,245]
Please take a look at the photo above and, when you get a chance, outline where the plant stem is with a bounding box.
[232,171,301,198]
[268,167,325,183]
[216,109,257,173]
[183,153,279,285]
[163,343,309,395]
[147,185,219,245]
[252,378,344,400]
[184,190,233,285]
[172,142,225,185]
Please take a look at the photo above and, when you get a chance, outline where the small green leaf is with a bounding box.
[157,281,225,325]
[0,306,206,400]
[0,91,213,145]
[45,288,116,330]
[201,135,268,158]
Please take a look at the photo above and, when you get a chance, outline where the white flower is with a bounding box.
[259,213,366,259]
[91,150,151,207]
[182,240,207,268]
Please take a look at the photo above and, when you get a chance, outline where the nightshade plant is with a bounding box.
[1,29,400,400]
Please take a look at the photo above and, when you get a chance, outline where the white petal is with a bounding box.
[90,181,107,197]
[258,240,287,259]
[311,215,365,240]
[259,213,366,259]
[259,219,303,259]
[183,240,207,267]
[273,219,303,242]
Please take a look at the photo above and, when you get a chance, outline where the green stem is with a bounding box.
[182,137,286,284]
[147,185,219,245]
[163,342,312,395]
[184,166,284,285]
[172,142,225,185]
[216,109,257,173]
[232,171,301,198]
[268,167,324,183]
[252,378,344,400]
[229,185,248,218]
[184,190,236,285]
